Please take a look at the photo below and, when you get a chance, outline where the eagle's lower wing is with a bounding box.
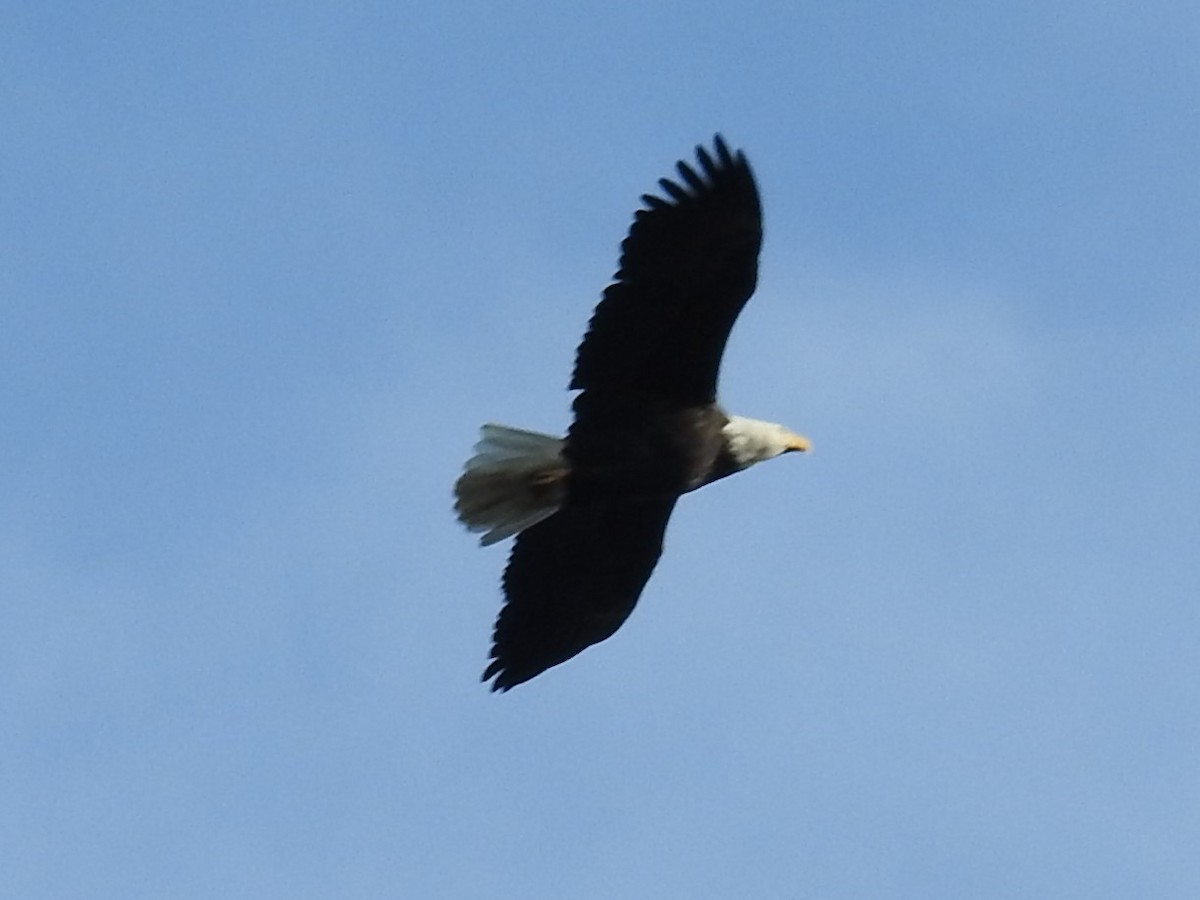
[484,495,678,691]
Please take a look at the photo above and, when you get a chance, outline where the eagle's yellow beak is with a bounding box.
[786,433,812,453]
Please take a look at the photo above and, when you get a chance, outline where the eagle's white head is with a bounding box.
[722,415,812,469]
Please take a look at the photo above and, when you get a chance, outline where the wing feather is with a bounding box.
[675,160,706,193]
[658,177,691,204]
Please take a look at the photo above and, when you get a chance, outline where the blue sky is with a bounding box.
[4,3,1199,897]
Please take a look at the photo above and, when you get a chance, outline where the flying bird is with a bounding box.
[455,136,811,691]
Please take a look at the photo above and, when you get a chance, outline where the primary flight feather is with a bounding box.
[455,136,810,691]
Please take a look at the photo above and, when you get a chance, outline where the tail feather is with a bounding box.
[454,424,567,546]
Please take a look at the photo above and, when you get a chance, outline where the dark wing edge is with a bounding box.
[484,496,678,691]
[570,135,763,406]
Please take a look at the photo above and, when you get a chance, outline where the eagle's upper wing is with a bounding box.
[570,135,763,408]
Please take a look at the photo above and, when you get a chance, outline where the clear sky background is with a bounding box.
[4,3,1199,898]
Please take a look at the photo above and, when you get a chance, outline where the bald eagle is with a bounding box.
[455,136,810,691]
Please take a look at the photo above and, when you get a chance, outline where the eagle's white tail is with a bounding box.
[454,424,568,546]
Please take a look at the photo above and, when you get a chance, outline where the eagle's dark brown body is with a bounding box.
[564,396,734,502]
